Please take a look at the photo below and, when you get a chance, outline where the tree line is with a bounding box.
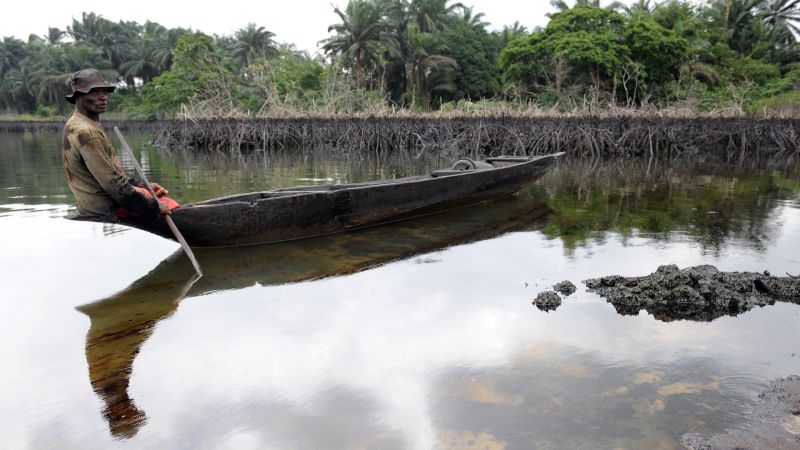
[0,0,798,118]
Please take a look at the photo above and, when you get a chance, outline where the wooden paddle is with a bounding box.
[113,127,203,277]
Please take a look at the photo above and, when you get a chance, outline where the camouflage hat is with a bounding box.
[65,69,116,104]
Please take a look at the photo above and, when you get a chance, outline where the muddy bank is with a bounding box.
[0,119,163,133]
[584,265,800,321]
[682,375,800,449]
[153,117,800,157]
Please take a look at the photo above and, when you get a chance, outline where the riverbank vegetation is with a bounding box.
[1,0,798,119]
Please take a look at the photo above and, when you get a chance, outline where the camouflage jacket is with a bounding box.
[62,112,158,219]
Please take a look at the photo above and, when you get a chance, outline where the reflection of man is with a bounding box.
[62,68,173,220]
[79,278,185,439]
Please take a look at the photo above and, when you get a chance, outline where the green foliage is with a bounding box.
[748,65,800,115]
[436,20,499,102]
[749,89,800,116]
[126,71,197,118]
[321,0,394,89]
[232,23,277,69]
[0,1,797,117]
[0,13,196,115]
[652,0,701,35]
[240,49,325,113]
[172,32,221,72]
[498,32,551,88]
[500,6,632,100]
[550,29,627,76]
[624,19,691,84]
[128,32,234,118]
[493,22,529,55]
[499,1,797,111]
[547,6,629,80]
[547,4,627,34]
[730,56,781,84]
[35,104,57,117]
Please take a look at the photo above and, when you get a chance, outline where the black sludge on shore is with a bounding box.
[584,265,800,321]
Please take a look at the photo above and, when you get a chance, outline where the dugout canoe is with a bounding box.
[120,153,564,247]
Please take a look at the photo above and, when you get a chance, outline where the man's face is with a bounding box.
[77,88,111,115]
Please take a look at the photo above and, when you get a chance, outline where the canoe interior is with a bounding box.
[190,155,553,208]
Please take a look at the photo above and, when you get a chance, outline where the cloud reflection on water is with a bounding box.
[2,139,800,447]
[76,227,800,448]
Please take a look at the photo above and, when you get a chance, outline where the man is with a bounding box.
[62,68,173,221]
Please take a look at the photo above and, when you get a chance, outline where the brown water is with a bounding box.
[1,131,799,449]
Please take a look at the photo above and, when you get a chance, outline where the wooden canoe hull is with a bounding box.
[121,154,562,246]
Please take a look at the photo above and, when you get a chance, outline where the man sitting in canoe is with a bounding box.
[62,68,176,221]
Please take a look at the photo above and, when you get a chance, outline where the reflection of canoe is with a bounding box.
[104,190,553,298]
[121,154,562,246]
[76,192,551,438]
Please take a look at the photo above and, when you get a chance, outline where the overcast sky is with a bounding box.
[0,0,620,56]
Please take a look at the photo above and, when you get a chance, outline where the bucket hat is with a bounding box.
[65,69,116,104]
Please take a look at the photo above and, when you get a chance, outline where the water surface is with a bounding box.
[1,131,799,449]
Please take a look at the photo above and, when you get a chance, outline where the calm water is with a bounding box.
[1,131,799,449]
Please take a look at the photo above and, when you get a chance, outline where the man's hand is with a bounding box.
[151,183,169,197]
[158,200,172,216]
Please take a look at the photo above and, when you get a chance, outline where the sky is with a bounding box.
[0,0,590,56]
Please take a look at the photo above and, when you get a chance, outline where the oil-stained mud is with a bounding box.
[533,291,562,311]
[681,375,800,450]
[584,265,800,321]
[553,280,577,296]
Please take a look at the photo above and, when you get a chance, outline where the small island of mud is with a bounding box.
[584,265,800,321]
[533,290,562,312]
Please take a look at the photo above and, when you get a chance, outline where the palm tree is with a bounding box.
[403,26,457,107]
[0,37,34,112]
[625,0,658,19]
[153,26,192,73]
[453,5,489,28]
[495,21,529,51]
[275,42,314,60]
[141,22,169,72]
[322,0,396,88]
[706,0,767,52]
[68,13,138,81]
[45,28,66,46]
[549,0,628,13]
[23,41,112,111]
[0,37,29,75]
[120,39,159,83]
[410,0,464,32]
[232,23,277,68]
[1,67,36,112]
[758,0,800,37]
